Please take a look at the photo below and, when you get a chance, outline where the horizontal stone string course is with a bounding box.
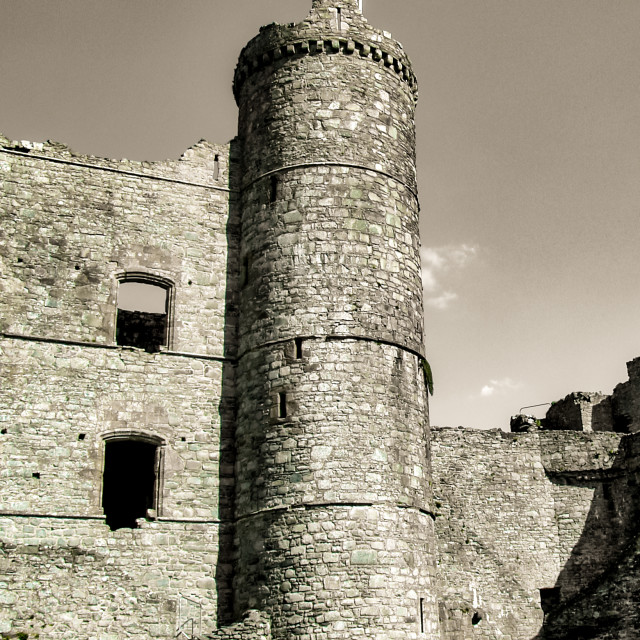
[0,331,236,363]
[243,161,419,201]
[0,511,224,524]
[234,501,436,523]
[237,333,427,363]
[233,38,417,100]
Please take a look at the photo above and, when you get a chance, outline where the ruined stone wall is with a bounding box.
[0,133,239,638]
[0,134,238,357]
[431,428,630,640]
[0,517,224,640]
[432,429,556,640]
[545,392,613,432]
[539,433,640,640]
[539,431,634,601]
[0,338,235,639]
[0,338,232,520]
[611,356,640,433]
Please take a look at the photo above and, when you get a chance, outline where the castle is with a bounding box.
[1,1,639,638]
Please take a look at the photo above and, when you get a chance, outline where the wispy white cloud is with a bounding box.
[421,243,478,310]
[478,378,522,398]
[425,291,458,310]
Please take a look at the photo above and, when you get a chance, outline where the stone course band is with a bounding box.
[243,161,419,202]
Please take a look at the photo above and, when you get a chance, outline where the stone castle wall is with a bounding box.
[4,1,640,638]
[0,339,231,520]
[431,428,640,640]
[540,434,640,640]
[0,134,237,356]
[0,134,240,639]
[0,517,224,640]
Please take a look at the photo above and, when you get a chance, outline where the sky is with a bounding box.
[2,0,640,429]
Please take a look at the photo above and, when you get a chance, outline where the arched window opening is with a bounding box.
[102,439,159,530]
[116,275,172,352]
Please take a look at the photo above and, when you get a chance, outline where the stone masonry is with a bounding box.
[2,1,640,639]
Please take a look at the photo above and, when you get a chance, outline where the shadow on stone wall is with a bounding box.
[535,433,640,640]
[214,138,241,627]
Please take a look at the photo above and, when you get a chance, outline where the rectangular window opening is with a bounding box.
[116,280,170,352]
[213,154,220,180]
[295,337,304,359]
[337,7,342,31]
[270,175,279,203]
[103,439,158,530]
[241,254,251,288]
[278,392,287,419]
[419,597,425,634]
[540,587,560,615]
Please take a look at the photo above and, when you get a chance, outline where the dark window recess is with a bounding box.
[78,433,86,440]
[278,392,287,419]
[419,598,425,634]
[295,338,304,359]
[32,472,40,479]
[270,175,279,203]
[1,429,7,435]
[540,588,560,615]
[213,154,220,180]
[102,440,157,531]
[116,281,169,352]
[241,255,252,288]
[337,7,342,30]
[471,611,482,626]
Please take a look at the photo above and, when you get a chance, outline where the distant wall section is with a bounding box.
[431,428,632,640]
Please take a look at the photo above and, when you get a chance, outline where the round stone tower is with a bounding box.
[233,1,438,637]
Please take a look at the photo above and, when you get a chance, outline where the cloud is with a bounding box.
[478,378,522,398]
[425,291,458,310]
[421,243,478,309]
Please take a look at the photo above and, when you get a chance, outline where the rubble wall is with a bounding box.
[0,517,225,640]
[0,134,238,357]
[539,433,640,640]
[0,134,239,638]
[431,428,629,640]
[0,337,236,639]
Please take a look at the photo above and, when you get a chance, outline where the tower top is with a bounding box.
[311,0,363,11]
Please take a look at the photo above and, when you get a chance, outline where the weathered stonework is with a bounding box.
[2,1,640,639]
[431,427,640,639]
